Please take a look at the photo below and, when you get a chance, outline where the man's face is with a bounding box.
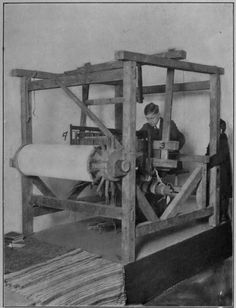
[145,112,160,127]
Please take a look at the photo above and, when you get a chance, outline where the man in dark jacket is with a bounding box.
[207,119,232,221]
[139,102,185,159]
[136,102,185,220]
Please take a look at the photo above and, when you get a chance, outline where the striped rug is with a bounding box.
[5,248,126,306]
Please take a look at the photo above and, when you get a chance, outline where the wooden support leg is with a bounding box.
[115,84,123,130]
[80,85,89,126]
[209,74,221,226]
[121,61,136,264]
[21,77,33,235]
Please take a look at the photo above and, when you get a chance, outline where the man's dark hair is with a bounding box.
[144,102,159,116]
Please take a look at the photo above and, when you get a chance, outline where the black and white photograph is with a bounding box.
[2,1,233,306]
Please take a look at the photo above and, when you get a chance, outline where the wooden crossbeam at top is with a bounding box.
[115,50,224,74]
[151,49,186,60]
[12,71,211,94]
[64,61,123,75]
[11,49,186,81]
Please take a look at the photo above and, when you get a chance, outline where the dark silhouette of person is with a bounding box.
[206,119,232,221]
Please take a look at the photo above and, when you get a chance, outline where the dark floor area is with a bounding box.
[4,236,72,274]
[146,257,232,306]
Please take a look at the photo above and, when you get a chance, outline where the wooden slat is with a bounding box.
[30,176,56,197]
[121,61,136,263]
[80,85,89,126]
[161,166,202,219]
[56,79,121,149]
[31,195,123,219]
[209,73,221,226]
[153,140,179,151]
[136,207,214,237]
[28,69,123,91]
[115,50,224,75]
[21,77,33,235]
[136,186,159,222]
[152,158,178,169]
[142,80,210,95]
[151,49,187,60]
[115,85,123,130]
[177,154,209,163]
[161,68,175,160]
[85,97,124,106]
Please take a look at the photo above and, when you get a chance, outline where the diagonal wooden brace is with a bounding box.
[30,176,56,198]
[160,166,202,220]
[56,79,121,149]
[136,186,159,222]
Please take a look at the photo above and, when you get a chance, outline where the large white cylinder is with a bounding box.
[16,144,95,182]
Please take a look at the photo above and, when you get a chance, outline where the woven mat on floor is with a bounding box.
[5,248,126,306]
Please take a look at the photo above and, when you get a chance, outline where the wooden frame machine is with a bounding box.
[12,49,223,265]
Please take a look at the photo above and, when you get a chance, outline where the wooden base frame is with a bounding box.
[12,49,223,264]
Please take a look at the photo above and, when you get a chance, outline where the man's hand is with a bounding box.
[163,184,172,195]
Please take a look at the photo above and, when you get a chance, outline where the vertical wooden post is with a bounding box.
[21,77,33,235]
[121,61,136,263]
[201,163,207,208]
[80,85,90,126]
[115,84,123,130]
[161,68,175,160]
[209,74,221,226]
[137,64,143,104]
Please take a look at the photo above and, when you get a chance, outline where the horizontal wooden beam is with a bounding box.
[153,140,179,151]
[136,207,213,237]
[31,195,123,219]
[115,50,224,75]
[85,97,124,106]
[178,154,209,163]
[151,49,187,60]
[152,158,178,169]
[142,80,210,95]
[11,69,62,79]
[28,69,123,91]
[161,166,202,219]
[64,61,123,75]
